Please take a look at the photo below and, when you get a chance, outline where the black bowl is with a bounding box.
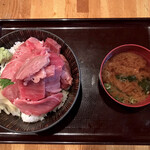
[0,29,80,133]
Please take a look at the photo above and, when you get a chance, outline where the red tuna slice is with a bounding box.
[24,68,47,85]
[61,70,73,90]
[45,65,55,77]
[44,38,61,54]
[60,55,73,90]
[45,53,64,93]
[13,93,63,116]
[12,43,33,60]
[1,59,23,81]
[45,70,61,93]
[49,53,64,69]
[2,44,35,81]
[15,54,50,80]
[2,84,20,103]
[1,43,36,81]
[24,68,47,84]
[31,68,47,83]
[25,37,49,55]
[45,67,62,93]
[18,79,45,101]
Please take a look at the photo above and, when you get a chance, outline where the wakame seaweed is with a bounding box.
[116,75,137,82]
[104,83,112,93]
[138,78,150,95]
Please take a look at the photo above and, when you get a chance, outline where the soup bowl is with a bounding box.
[99,44,150,108]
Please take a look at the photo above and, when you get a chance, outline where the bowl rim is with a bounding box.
[99,44,150,108]
[0,29,81,133]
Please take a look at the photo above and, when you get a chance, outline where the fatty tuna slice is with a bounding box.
[2,83,20,103]
[60,55,73,90]
[45,53,64,93]
[23,64,55,84]
[24,68,47,84]
[44,38,61,54]
[1,60,23,81]
[18,79,45,101]
[45,70,61,93]
[15,54,50,80]
[1,43,37,81]
[49,53,64,69]
[45,65,55,77]
[25,37,49,55]
[30,68,47,83]
[13,93,63,116]
[12,43,33,60]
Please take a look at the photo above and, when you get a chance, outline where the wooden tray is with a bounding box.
[0,19,150,144]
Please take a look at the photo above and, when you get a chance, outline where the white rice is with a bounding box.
[0,41,69,123]
[9,42,23,54]
[21,113,46,123]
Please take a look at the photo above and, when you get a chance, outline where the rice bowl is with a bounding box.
[0,29,80,132]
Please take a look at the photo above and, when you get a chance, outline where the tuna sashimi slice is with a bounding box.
[45,71,61,93]
[60,55,73,90]
[44,38,61,54]
[31,68,47,83]
[45,53,64,93]
[25,37,44,50]
[1,42,47,81]
[23,68,47,84]
[49,52,64,71]
[1,59,23,81]
[18,80,45,101]
[61,70,73,90]
[15,54,50,80]
[25,37,49,55]
[45,65,55,77]
[2,84,20,103]
[12,43,33,60]
[13,93,63,116]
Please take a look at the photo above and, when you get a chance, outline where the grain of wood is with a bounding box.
[77,0,89,13]
[30,0,54,18]
[0,0,31,19]
[136,0,150,17]
[0,0,150,19]
[53,0,66,18]
[1,144,150,150]
[0,0,150,149]
[88,0,101,18]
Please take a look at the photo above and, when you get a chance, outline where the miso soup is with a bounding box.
[102,52,150,104]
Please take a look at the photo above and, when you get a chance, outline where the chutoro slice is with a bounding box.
[15,54,50,80]
[44,38,61,54]
[18,80,45,101]
[13,93,63,116]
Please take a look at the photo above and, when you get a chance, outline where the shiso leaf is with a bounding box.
[0,78,14,89]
